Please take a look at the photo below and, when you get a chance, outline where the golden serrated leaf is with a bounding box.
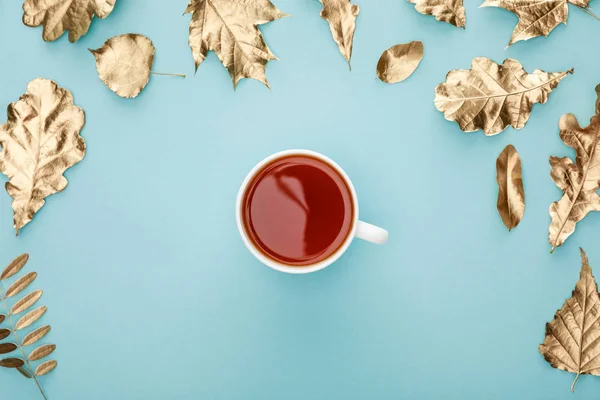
[377,41,423,84]
[539,249,600,391]
[184,0,288,89]
[1,254,28,280]
[0,78,86,235]
[0,343,17,354]
[11,289,43,315]
[549,85,600,251]
[0,329,10,340]
[22,325,51,347]
[0,358,24,368]
[35,360,57,376]
[407,0,465,27]
[496,145,525,230]
[5,272,37,299]
[16,306,46,331]
[90,34,155,99]
[434,58,572,136]
[22,0,116,42]
[29,344,55,361]
[319,0,360,66]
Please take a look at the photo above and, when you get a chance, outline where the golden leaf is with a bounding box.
[0,78,86,235]
[377,41,424,84]
[539,249,600,391]
[0,358,24,368]
[0,329,10,340]
[22,326,51,347]
[496,145,525,230]
[16,306,47,331]
[29,344,55,361]
[549,85,600,251]
[22,0,116,42]
[5,272,37,299]
[407,0,465,27]
[1,254,29,280]
[0,343,17,355]
[16,366,32,378]
[434,58,572,136]
[35,360,57,376]
[184,0,288,89]
[90,34,155,99]
[319,0,360,66]
[0,315,4,324]
[11,290,43,315]
[481,0,588,47]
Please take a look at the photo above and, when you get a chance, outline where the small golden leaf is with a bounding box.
[16,306,47,331]
[407,0,465,27]
[496,145,525,231]
[35,360,57,376]
[0,315,4,324]
[0,78,86,235]
[90,34,156,99]
[22,0,116,43]
[0,329,10,340]
[16,366,32,378]
[22,325,51,347]
[319,0,360,66]
[5,272,37,298]
[539,249,600,391]
[11,289,43,315]
[0,358,24,368]
[434,58,572,135]
[0,343,17,354]
[29,344,55,361]
[377,41,423,84]
[184,0,288,89]
[1,254,28,280]
[549,85,600,251]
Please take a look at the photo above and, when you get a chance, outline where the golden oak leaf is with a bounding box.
[540,249,600,392]
[407,0,465,27]
[184,0,288,89]
[319,0,360,66]
[377,41,424,84]
[496,144,525,230]
[0,78,86,235]
[22,0,116,43]
[434,58,572,136]
[549,85,600,251]
[481,0,589,47]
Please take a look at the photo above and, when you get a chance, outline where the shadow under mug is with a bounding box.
[236,149,388,274]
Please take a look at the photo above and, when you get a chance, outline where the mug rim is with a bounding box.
[235,149,359,274]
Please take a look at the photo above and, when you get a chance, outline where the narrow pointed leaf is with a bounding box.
[407,0,465,27]
[0,358,24,368]
[377,41,423,84]
[11,289,43,315]
[15,306,47,331]
[1,254,28,280]
[35,360,57,376]
[16,366,32,378]
[319,0,360,65]
[0,329,11,340]
[496,145,525,230]
[22,325,51,347]
[28,344,55,361]
[0,315,5,324]
[5,272,37,298]
[0,343,17,354]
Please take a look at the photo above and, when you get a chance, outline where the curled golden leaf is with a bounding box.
[35,360,57,376]
[319,0,360,66]
[11,289,43,315]
[29,344,55,361]
[90,34,156,99]
[539,249,600,391]
[407,0,465,27]
[377,41,423,84]
[23,0,116,42]
[496,145,525,230]
[16,306,47,331]
[549,85,600,251]
[22,325,51,347]
[434,58,572,135]
[1,253,29,280]
[0,329,10,340]
[5,272,37,298]
[0,343,17,354]
[0,78,86,235]
[184,0,288,89]
[0,358,24,368]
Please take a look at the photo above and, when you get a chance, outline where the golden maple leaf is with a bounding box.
[0,78,86,235]
[549,85,600,251]
[434,57,572,135]
[184,0,288,89]
[319,0,360,66]
[407,0,466,27]
[22,0,116,43]
[539,249,600,392]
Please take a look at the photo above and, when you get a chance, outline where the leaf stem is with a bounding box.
[0,283,47,400]
[571,372,580,392]
[576,5,600,21]
[150,71,186,78]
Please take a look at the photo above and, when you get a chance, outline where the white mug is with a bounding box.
[236,149,388,274]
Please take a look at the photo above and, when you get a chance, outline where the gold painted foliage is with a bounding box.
[319,0,360,67]
[481,0,589,47]
[549,85,600,251]
[407,0,465,27]
[184,0,288,89]
[23,0,116,42]
[434,58,572,135]
[496,145,525,230]
[0,253,56,394]
[539,249,600,392]
[377,41,423,84]
[0,78,86,235]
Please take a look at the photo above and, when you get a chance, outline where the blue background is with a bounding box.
[1,0,600,398]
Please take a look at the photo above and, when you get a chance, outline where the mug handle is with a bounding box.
[356,221,388,244]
